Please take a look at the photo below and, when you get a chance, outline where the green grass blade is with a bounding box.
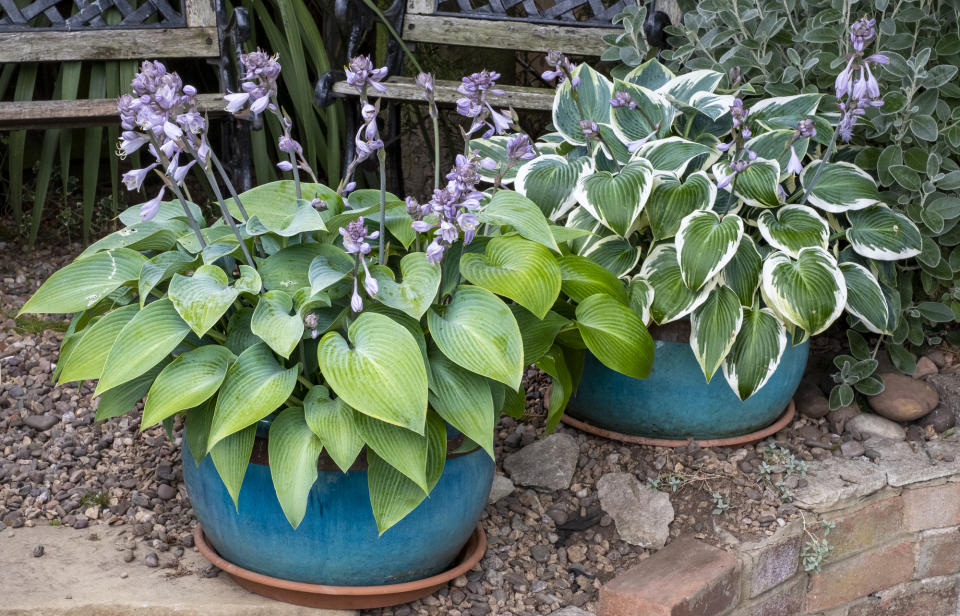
[0,64,15,100]
[106,61,122,220]
[83,63,108,245]
[28,128,61,248]
[58,61,83,204]
[9,63,38,230]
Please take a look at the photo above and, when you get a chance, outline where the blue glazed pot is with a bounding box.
[181,424,493,586]
[567,324,809,440]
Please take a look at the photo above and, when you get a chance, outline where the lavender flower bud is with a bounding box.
[350,279,364,313]
[303,313,319,329]
[277,161,293,171]
[786,145,803,175]
[850,17,877,52]
[796,119,816,139]
[344,55,388,93]
[278,135,302,154]
[340,217,378,255]
[609,91,636,109]
[140,188,166,221]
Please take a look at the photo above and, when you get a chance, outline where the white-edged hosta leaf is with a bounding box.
[357,413,428,492]
[761,247,846,336]
[757,205,829,257]
[846,205,923,260]
[308,246,354,295]
[646,171,715,240]
[244,199,326,237]
[460,235,561,319]
[368,252,442,320]
[468,135,520,184]
[95,298,190,395]
[722,304,788,400]
[477,189,560,252]
[656,69,723,105]
[676,211,744,290]
[609,79,673,143]
[720,235,763,307]
[141,346,235,430]
[303,385,364,473]
[624,58,675,89]
[553,63,613,145]
[427,285,524,390]
[515,154,593,220]
[746,130,810,176]
[840,262,891,334]
[559,255,629,304]
[749,93,823,129]
[251,290,304,358]
[689,91,736,120]
[628,277,655,324]
[138,251,199,306]
[269,407,323,528]
[575,159,654,237]
[581,235,642,278]
[631,138,714,175]
[564,206,605,254]
[208,343,299,449]
[428,349,495,459]
[713,158,782,207]
[318,311,428,433]
[57,304,138,383]
[509,305,571,365]
[640,244,716,324]
[575,293,654,379]
[801,161,882,213]
[168,265,238,337]
[19,248,146,315]
[210,423,255,509]
[690,286,743,382]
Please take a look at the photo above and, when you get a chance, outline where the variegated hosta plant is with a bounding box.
[19,56,654,534]
[478,56,924,405]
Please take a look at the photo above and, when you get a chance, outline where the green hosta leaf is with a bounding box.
[559,255,629,304]
[580,235,642,278]
[575,293,654,379]
[269,407,323,528]
[141,346,235,430]
[251,290,304,358]
[537,345,573,432]
[477,190,560,252]
[208,343,299,449]
[95,360,168,421]
[846,205,923,260]
[357,413,429,492]
[801,161,883,213]
[646,171,716,240]
[609,79,674,143]
[722,304,787,400]
[210,423,255,509]
[427,286,524,390]
[676,211,744,290]
[225,308,258,355]
[185,399,215,466]
[628,277,655,323]
[640,244,715,324]
[757,205,829,257]
[80,219,190,257]
[368,252,441,320]
[460,236,561,319]
[515,155,594,220]
[318,311,428,432]
[553,64,613,145]
[118,200,203,227]
[244,199,326,237]
[20,248,146,315]
[839,262,890,334]
[168,265,239,337]
[225,180,334,221]
[631,138,714,175]
[429,349,495,459]
[303,386,364,473]
[95,298,190,395]
[761,247,846,336]
[510,305,571,365]
[720,235,763,307]
[234,265,262,295]
[690,286,743,382]
[138,251,199,305]
[260,244,329,291]
[657,69,723,105]
[58,305,138,383]
[714,158,782,208]
[307,245,354,295]
[575,159,654,237]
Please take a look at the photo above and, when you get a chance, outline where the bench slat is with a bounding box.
[0,27,219,62]
[0,93,227,130]
[331,76,554,111]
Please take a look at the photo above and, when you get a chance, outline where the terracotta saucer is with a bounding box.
[560,400,796,448]
[193,524,487,610]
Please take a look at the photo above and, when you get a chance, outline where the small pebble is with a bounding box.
[144,552,159,568]
[32,545,44,558]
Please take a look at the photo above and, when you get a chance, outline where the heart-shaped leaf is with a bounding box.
[515,154,594,219]
[647,171,716,240]
[269,407,324,528]
[720,235,763,306]
[318,311,428,433]
[846,205,923,260]
[714,159,782,208]
[656,69,723,105]
[840,262,891,334]
[244,199,327,237]
[468,135,521,184]
[757,205,829,257]
[308,245,354,295]
[477,190,560,252]
[168,265,238,337]
[357,412,429,492]
[553,64,613,145]
[80,219,190,258]
[575,293,654,379]
[677,211,744,290]
[801,161,882,213]
[427,285,524,390]
[429,349,495,459]
[628,277,655,323]
[722,304,787,400]
[251,290,305,358]
[609,79,674,143]
[746,130,810,176]
[690,286,743,383]
[632,138,715,175]
[624,58,675,89]
[304,385,364,473]
[640,244,715,324]
[761,247,846,336]
[138,251,199,305]
[20,248,146,315]
[749,93,823,129]
[460,236,561,319]
[575,159,654,237]
[259,244,330,291]
[141,346,235,430]
[210,423,255,509]
[225,180,337,221]
[58,304,138,384]
[559,255,629,304]
[580,235,642,278]
[368,252,442,320]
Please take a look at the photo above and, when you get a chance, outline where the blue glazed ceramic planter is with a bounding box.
[567,325,809,440]
[181,425,493,587]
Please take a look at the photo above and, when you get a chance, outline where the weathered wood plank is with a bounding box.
[402,14,618,56]
[0,93,227,130]
[0,27,219,62]
[332,76,554,111]
[185,0,217,28]
[406,0,433,14]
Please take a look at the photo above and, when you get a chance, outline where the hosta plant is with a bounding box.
[476,54,924,405]
[19,55,652,533]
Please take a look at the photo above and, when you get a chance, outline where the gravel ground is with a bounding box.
[2,236,955,616]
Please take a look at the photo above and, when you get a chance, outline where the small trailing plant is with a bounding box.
[801,519,836,573]
[20,54,654,533]
[710,491,730,515]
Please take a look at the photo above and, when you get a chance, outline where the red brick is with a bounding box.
[846,576,958,616]
[902,482,960,531]
[826,496,904,560]
[599,536,741,616]
[743,575,804,616]
[806,541,914,611]
[743,528,801,598]
[914,527,960,578]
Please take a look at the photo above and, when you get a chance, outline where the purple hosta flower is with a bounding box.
[580,120,600,139]
[796,119,817,139]
[224,50,281,116]
[122,163,158,191]
[541,50,579,87]
[417,72,437,118]
[412,154,486,263]
[610,91,637,109]
[850,17,877,52]
[340,217,379,256]
[140,187,166,221]
[304,312,320,339]
[731,99,750,128]
[278,135,302,155]
[786,146,804,175]
[456,70,512,137]
[717,156,752,190]
[626,127,659,153]
[832,18,888,142]
[277,161,294,171]
[506,134,535,165]
[345,55,387,93]
[342,181,357,196]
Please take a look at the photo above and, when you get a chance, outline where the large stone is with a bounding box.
[793,457,887,513]
[913,356,939,379]
[846,413,906,441]
[488,474,515,503]
[927,372,960,424]
[23,414,58,431]
[795,386,830,419]
[596,473,674,549]
[868,373,938,421]
[866,437,960,487]
[502,433,579,490]
[828,403,861,434]
[919,404,956,433]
